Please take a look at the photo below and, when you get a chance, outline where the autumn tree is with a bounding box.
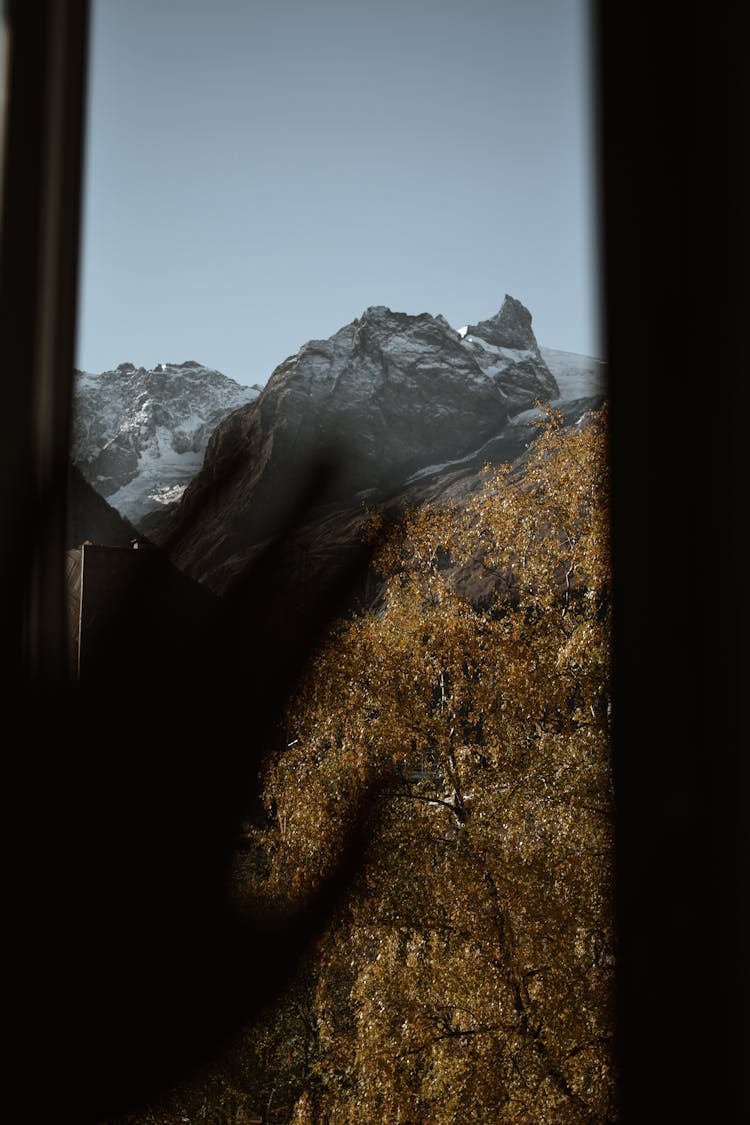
[238,406,617,1123]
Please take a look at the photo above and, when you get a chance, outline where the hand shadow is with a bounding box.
[4,456,379,1123]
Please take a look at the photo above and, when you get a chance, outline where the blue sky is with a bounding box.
[76,0,600,387]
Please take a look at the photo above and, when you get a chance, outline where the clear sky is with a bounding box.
[76,0,601,387]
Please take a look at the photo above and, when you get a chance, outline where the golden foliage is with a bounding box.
[247,408,617,1122]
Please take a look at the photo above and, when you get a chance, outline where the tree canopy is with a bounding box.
[243,406,617,1123]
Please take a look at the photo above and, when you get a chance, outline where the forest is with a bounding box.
[113,406,617,1124]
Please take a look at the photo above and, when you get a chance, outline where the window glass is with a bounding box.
[72,5,614,1123]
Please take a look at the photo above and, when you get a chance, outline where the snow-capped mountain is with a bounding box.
[72,360,260,527]
[156,296,605,592]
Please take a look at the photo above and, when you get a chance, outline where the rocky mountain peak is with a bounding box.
[358,304,392,320]
[465,294,538,351]
[159,297,563,590]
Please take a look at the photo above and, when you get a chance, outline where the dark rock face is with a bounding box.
[465,294,538,350]
[159,297,558,591]
[249,304,530,491]
[461,295,559,410]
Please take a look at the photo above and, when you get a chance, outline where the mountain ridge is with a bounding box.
[153,297,603,593]
[69,299,606,584]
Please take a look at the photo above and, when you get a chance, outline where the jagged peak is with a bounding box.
[353,298,537,345]
[83,360,253,385]
[360,305,392,318]
[151,360,209,373]
[355,305,441,327]
[465,295,537,351]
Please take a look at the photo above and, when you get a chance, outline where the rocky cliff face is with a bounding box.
[460,295,558,408]
[252,296,557,495]
[72,361,259,527]
[158,297,565,591]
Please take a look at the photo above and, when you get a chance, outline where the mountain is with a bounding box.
[155,297,604,594]
[72,360,260,528]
